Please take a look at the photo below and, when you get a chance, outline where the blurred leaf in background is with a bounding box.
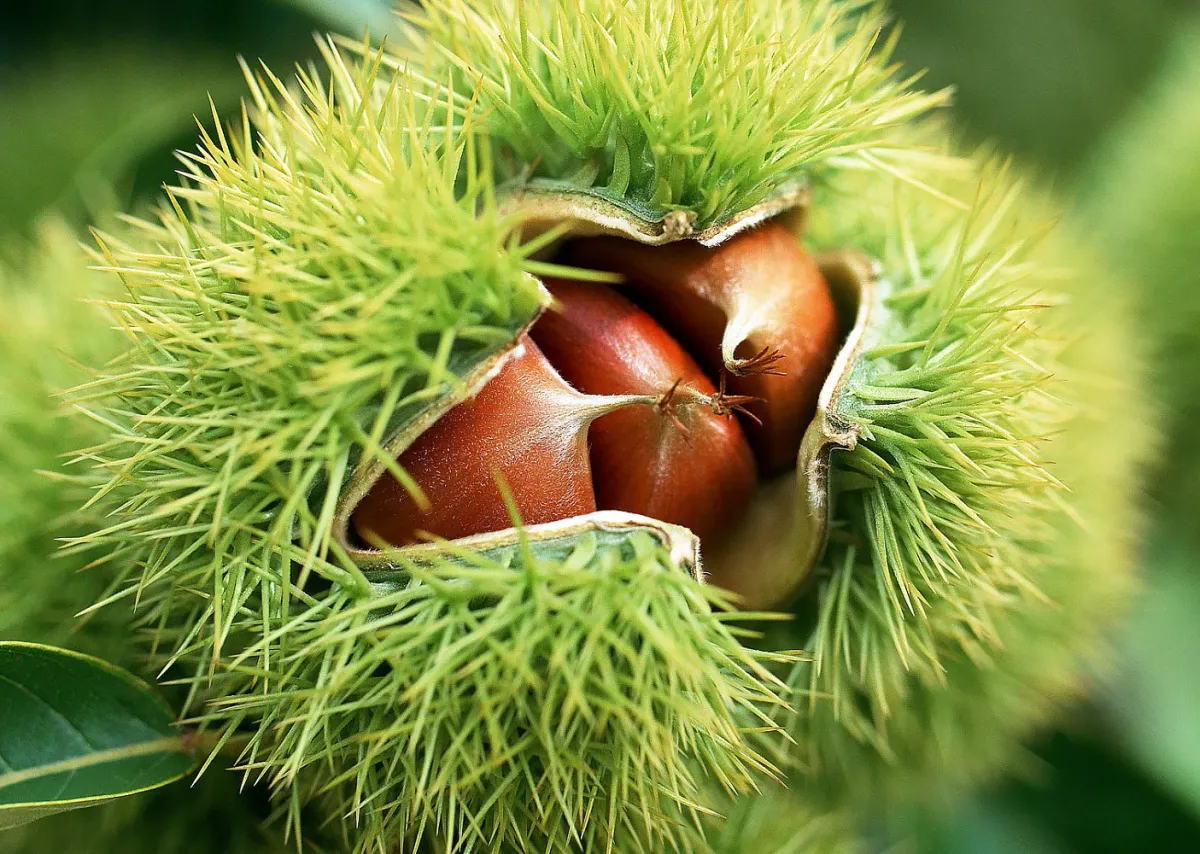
[1075,18,1200,829]
[0,0,393,234]
[889,0,1195,176]
[897,727,1200,854]
[0,49,241,233]
[1111,540,1200,822]
[1076,20,1200,539]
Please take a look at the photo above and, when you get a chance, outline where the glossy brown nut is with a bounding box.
[352,339,600,546]
[562,223,840,473]
[533,278,757,542]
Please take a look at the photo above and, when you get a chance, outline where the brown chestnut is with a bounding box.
[561,223,840,473]
[353,221,842,583]
[532,278,757,542]
[352,339,636,546]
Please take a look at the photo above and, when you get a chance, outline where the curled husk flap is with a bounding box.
[703,249,879,609]
[335,184,877,610]
[330,293,706,579]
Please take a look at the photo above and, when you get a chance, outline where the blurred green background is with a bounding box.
[4,2,1200,851]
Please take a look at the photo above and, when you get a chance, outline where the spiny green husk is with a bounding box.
[0,223,294,854]
[64,1,1151,851]
[403,0,946,228]
[209,533,788,853]
[782,139,1152,809]
[75,46,543,629]
[70,36,788,854]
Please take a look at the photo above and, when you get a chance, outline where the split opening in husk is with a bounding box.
[335,191,876,611]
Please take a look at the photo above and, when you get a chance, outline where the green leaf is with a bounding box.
[0,643,193,831]
[279,0,397,36]
[1109,540,1200,823]
[0,47,244,234]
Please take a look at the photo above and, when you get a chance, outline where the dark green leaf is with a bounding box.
[278,0,396,35]
[0,643,193,830]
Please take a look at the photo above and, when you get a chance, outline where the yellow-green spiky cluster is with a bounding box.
[62,1,1151,851]
[0,224,297,854]
[0,221,119,652]
[75,42,541,649]
[71,34,789,854]
[209,534,788,853]
[779,138,1151,814]
[404,0,945,227]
